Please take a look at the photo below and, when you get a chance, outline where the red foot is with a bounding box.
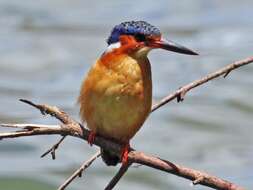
[88,131,96,146]
[121,143,130,165]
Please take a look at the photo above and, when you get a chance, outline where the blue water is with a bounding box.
[0,1,252,189]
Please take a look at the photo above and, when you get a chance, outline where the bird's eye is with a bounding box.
[134,34,146,42]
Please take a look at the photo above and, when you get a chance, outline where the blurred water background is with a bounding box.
[0,0,252,189]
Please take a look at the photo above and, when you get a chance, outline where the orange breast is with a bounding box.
[78,53,152,143]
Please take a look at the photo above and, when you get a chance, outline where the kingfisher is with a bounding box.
[78,21,198,166]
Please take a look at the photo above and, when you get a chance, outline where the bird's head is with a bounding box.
[105,21,198,57]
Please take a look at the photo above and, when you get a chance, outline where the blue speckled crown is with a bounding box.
[107,21,161,45]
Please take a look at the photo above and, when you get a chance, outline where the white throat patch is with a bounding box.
[105,42,121,53]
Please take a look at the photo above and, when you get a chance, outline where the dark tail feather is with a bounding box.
[101,148,120,166]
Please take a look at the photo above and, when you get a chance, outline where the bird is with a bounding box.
[78,21,198,166]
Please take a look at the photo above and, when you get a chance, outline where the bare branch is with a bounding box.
[0,114,246,190]
[0,124,63,139]
[20,99,83,137]
[41,136,66,159]
[128,151,244,190]
[0,101,245,190]
[1,56,252,189]
[105,162,132,190]
[0,123,60,130]
[0,117,122,156]
[152,56,253,112]
[19,99,77,126]
[58,150,101,190]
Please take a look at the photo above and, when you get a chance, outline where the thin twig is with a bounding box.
[58,150,101,190]
[41,136,66,159]
[0,124,63,139]
[19,99,75,125]
[0,123,60,130]
[152,56,253,112]
[105,162,132,190]
[19,99,83,137]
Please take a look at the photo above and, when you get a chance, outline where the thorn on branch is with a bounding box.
[78,169,83,177]
[224,70,232,78]
[51,151,56,159]
[177,88,186,102]
[192,175,205,185]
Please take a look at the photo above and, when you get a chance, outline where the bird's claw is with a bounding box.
[121,143,130,165]
[88,131,96,146]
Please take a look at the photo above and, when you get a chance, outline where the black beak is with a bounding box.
[148,38,198,55]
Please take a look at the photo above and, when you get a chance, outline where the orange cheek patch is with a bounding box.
[119,35,136,46]
[119,35,143,53]
[101,35,144,66]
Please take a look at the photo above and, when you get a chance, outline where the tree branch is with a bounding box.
[128,151,244,190]
[105,162,132,190]
[1,56,252,190]
[0,100,245,190]
[151,56,253,112]
[41,136,66,159]
[58,150,101,190]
